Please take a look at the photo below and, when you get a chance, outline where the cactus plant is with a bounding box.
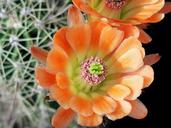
[0,0,73,128]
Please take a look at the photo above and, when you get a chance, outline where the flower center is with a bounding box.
[105,0,126,10]
[89,62,104,75]
[81,56,106,86]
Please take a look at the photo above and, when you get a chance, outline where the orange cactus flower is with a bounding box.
[72,0,171,44]
[31,6,160,128]
[72,0,171,25]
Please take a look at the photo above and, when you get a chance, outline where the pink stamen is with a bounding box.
[105,0,126,10]
[81,56,106,86]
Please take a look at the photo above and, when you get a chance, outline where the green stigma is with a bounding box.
[88,62,104,75]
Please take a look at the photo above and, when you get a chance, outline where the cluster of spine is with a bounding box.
[0,0,78,128]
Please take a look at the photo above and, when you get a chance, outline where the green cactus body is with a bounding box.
[0,0,81,128]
